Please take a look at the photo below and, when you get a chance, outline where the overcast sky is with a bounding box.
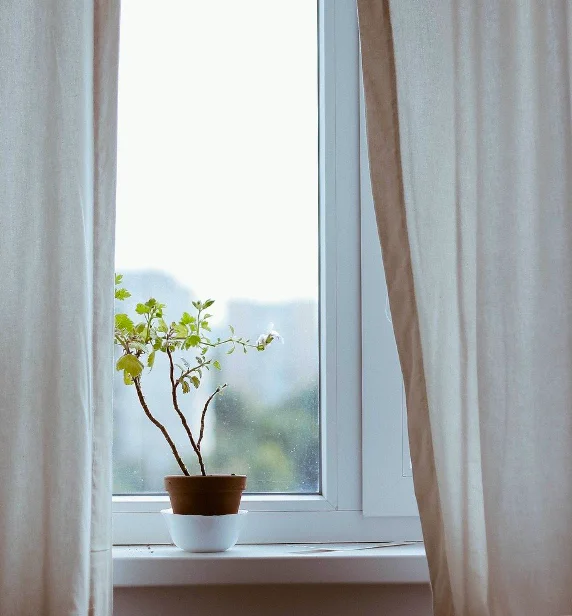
[115,0,318,309]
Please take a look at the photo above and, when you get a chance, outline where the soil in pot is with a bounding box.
[164,474,247,515]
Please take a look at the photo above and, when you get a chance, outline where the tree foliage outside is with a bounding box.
[205,384,319,493]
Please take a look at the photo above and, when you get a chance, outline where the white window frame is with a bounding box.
[359,61,419,519]
[113,0,421,546]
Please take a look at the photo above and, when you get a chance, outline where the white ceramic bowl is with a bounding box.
[161,509,248,553]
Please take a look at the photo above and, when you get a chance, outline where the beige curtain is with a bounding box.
[0,1,120,614]
[358,1,572,615]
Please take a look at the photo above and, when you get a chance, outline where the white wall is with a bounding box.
[115,584,432,616]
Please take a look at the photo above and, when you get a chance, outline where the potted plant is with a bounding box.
[113,274,279,547]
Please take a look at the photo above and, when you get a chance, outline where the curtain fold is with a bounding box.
[358,1,572,615]
[357,2,454,613]
[0,1,119,614]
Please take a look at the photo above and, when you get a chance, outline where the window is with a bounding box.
[114,0,319,496]
[113,0,420,545]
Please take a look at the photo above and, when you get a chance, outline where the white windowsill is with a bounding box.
[113,543,429,587]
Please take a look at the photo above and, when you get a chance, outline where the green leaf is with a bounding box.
[188,334,201,347]
[174,323,188,338]
[227,346,235,355]
[213,360,221,370]
[229,325,235,335]
[134,323,146,334]
[116,354,144,378]
[123,370,133,385]
[157,319,168,333]
[191,376,200,389]
[201,321,211,331]
[203,299,215,308]
[180,312,194,325]
[115,313,134,332]
[181,380,190,394]
[147,351,156,369]
[135,303,150,315]
[115,288,131,301]
[115,274,123,285]
[192,300,201,310]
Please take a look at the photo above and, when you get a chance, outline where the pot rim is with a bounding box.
[164,474,247,480]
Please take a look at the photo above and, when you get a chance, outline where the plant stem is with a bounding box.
[114,334,131,354]
[145,312,152,344]
[133,377,189,476]
[202,337,256,349]
[198,384,227,450]
[166,346,206,476]
[166,335,258,352]
[179,361,211,381]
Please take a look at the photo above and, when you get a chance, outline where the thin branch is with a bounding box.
[114,334,131,354]
[166,346,206,476]
[198,384,228,450]
[201,337,257,350]
[166,335,258,351]
[133,377,189,476]
[179,360,210,381]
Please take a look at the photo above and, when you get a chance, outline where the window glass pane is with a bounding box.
[114,0,319,494]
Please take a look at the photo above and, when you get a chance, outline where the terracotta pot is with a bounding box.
[164,474,247,515]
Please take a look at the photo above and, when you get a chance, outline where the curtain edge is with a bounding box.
[90,1,121,614]
[356,1,454,614]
